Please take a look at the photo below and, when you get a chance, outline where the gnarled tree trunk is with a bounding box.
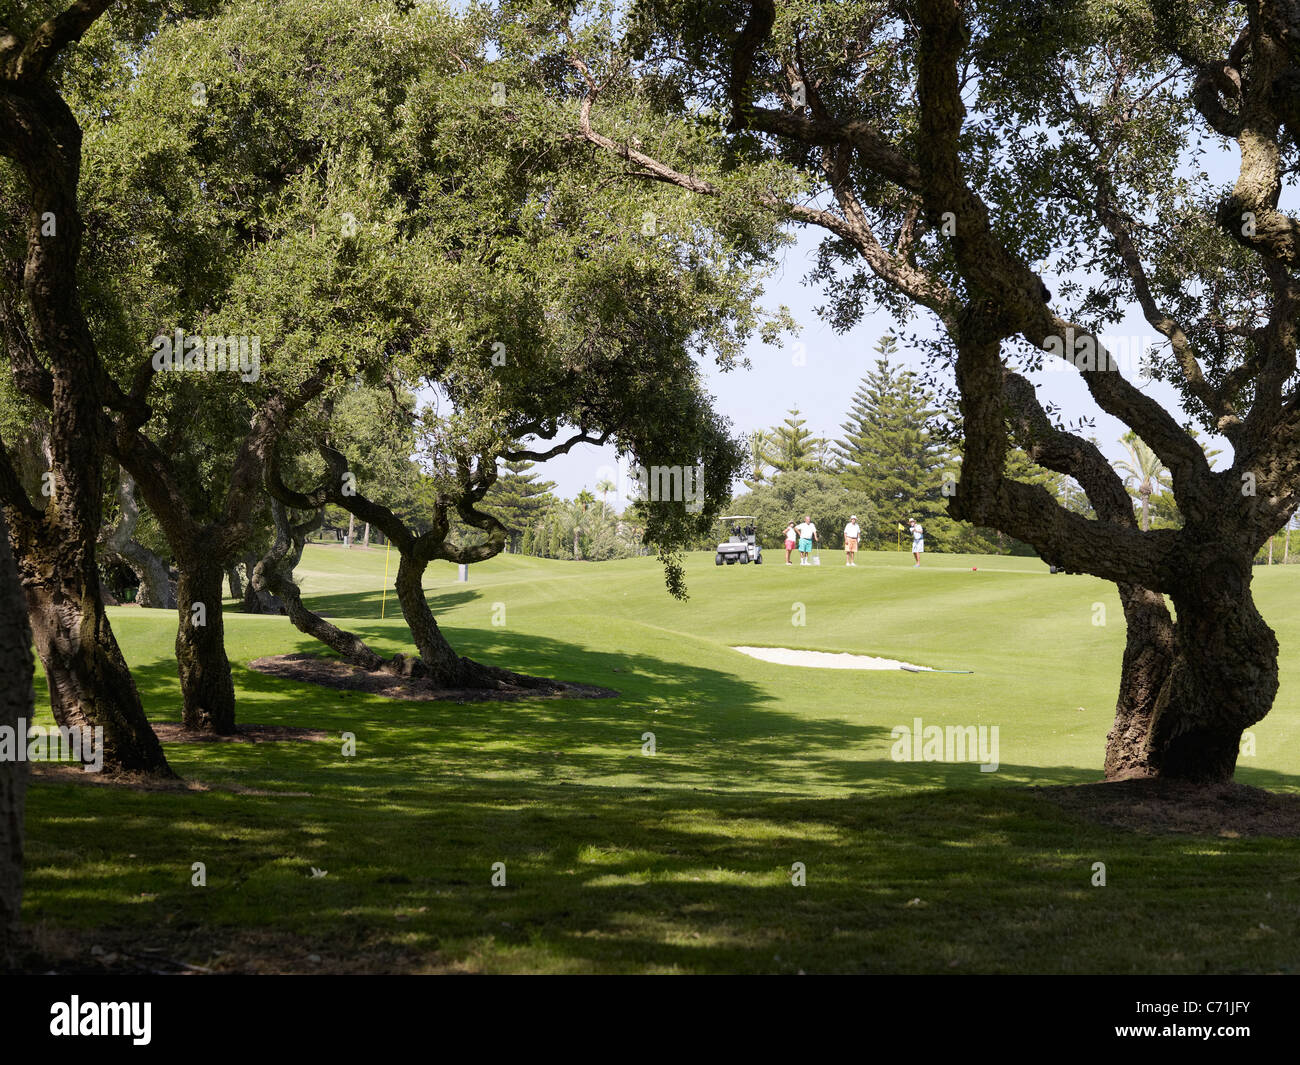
[114,377,329,731]
[1145,560,1276,782]
[225,563,243,602]
[0,514,31,968]
[390,549,555,692]
[997,374,1180,782]
[0,49,172,778]
[394,553,467,684]
[20,542,171,773]
[103,469,175,609]
[1103,584,1176,779]
[269,440,558,692]
[240,553,283,614]
[174,555,236,733]
[253,501,387,671]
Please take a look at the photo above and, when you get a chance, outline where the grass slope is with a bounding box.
[19,543,1300,973]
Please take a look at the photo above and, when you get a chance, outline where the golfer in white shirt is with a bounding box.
[908,517,924,566]
[843,516,861,566]
[795,515,818,565]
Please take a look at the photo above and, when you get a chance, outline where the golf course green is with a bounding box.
[21,544,1300,973]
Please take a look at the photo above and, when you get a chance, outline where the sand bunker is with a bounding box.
[732,646,932,671]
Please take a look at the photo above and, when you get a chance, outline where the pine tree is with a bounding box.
[834,338,953,544]
[483,459,557,553]
[768,408,817,473]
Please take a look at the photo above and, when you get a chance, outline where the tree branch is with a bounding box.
[501,428,611,462]
[7,0,117,83]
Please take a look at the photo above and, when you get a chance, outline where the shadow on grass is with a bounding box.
[22,770,1300,974]
[294,586,478,620]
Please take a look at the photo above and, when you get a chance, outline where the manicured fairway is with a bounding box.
[19,545,1300,972]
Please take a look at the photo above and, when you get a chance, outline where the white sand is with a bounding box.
[732,646,930,671]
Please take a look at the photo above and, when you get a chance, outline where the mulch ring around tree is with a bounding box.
[248,652,620,703]
[1033,777,1300,837]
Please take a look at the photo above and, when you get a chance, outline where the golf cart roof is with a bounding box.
[719,515,757,521]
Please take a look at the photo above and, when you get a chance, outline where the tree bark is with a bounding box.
[997,373,1178,782]
[240,553,283,614]
[394,553,466,684]
[390,550,555,690]
[1145,560,1276,782]
[0,513,30,968]
[133,556,174,609]
[21,549,172,772]
[1103,584,1176,779]
[174,555,236,733]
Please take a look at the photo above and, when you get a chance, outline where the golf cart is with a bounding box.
[716,515,762,566]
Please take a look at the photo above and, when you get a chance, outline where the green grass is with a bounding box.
[19,543,1300,972]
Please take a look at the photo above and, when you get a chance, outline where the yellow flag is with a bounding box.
[896,523,905,531]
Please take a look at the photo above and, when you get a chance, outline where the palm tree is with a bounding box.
[745,430,772,488]
[558,502,592,560]
[1115,432,1170,532]
[595,477,616,516]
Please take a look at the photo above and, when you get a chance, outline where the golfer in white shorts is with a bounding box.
[908,517,924,566]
